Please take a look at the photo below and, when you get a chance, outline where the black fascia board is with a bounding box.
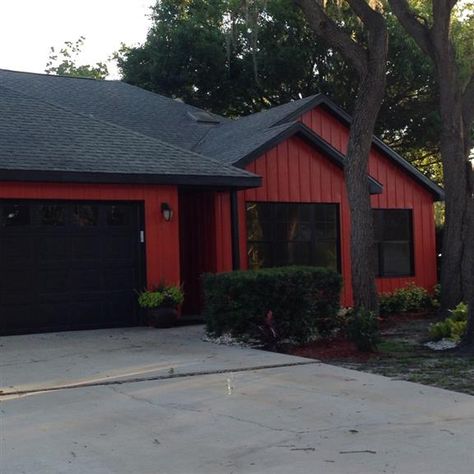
[0,169,262,189]
[273,94,444,201]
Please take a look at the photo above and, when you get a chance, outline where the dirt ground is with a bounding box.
[290,313,474,396]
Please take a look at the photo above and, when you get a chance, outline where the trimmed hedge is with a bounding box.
[202,266,342,344]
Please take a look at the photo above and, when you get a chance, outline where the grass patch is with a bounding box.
[377,340,416,353]
[329,315,474,396]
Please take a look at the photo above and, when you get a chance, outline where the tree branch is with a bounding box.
[294,0,368,77]
[387,0,434,59]
[347,0,385,29]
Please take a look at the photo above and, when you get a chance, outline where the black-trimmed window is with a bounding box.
[246,202,340,271]
[374,209,414,277]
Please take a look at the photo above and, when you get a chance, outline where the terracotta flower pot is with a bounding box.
[146,307,178,328]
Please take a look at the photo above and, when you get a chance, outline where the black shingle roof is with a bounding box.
[0,85,259,188]
[0,69,443,199]
[0,69,226,150]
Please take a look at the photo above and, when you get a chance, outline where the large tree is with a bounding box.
[292,0,388,312]
[118,0,442,181]
[388,0,473,340]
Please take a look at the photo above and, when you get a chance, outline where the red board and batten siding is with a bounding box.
[0,182,181,288]
[236,106,437,307]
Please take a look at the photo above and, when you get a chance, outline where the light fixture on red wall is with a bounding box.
[161,202,173,221]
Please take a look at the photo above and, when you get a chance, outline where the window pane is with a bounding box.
[107,205,129,226]
[374,209,411,241]
[313,241,338,270]
[73,205,98,227]
[41,205,65,226]
[373,211,385,241]
[275,203,289,221]
[246,202,340,271]
[2,205,30,227]
[274,242,311,266]
[276,222,311,241]
[288,204,311,222]
[314,222,337,240]
[374,209,413,277]
[314,204,337,223]
[381,242,412,276]
[248,242,272,269]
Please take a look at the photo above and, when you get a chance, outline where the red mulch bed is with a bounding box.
[288,311,434,362]
[289,336,376,362]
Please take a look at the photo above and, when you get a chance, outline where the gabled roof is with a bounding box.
[274,95,445,201]
[0,69,443,199]
[198,93,444,200]
[0,85,260,188]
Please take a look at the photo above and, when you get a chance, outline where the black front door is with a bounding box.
[0,200,145,335]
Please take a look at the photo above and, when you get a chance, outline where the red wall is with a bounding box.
[0,182,180,288]
[179,190,233,314]
[214,192,233,273]
[232,105,438,306]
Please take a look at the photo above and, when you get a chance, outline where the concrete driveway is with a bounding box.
[1,326,473,474]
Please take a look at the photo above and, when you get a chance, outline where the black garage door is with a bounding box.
[0,200,145,335]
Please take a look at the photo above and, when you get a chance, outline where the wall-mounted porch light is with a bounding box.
[161,202,174,222]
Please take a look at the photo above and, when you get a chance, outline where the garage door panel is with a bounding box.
[69,301,106,326]
[0,270,36,304]
[37,269,69,293]
[105,292,137,324]
[37,236,71,261]
[36,304,72,329]
[103,268,137,290]
[0,236,34,264]
[0,200,144,335]
[1,305,38,333]
[68,269,102,291]
[104,234,135,259]
[71,235,102,259]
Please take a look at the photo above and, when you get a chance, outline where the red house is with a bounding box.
[0,70,444,335]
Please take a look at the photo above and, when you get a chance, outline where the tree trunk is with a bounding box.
[438,90,470,310]
[294,0,388,313]
[346,73,385,312]
[434,36,474,312]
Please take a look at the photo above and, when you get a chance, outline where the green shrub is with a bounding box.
[429,302,468,342]
[137,285,184,309]
[379,283,432,315]
[202,266,342,344]
[347,307,380,352]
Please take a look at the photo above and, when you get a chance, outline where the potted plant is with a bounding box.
[137,285,184,328]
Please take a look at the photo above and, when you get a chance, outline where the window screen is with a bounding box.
[246,202,340,271]
[373,209,414,277]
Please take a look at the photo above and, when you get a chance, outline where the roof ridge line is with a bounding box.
[0,68,117,83]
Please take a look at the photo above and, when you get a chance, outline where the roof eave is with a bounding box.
[0,169,262,189]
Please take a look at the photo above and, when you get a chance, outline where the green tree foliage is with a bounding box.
[117,0,441,179]
[45,36,109,80]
